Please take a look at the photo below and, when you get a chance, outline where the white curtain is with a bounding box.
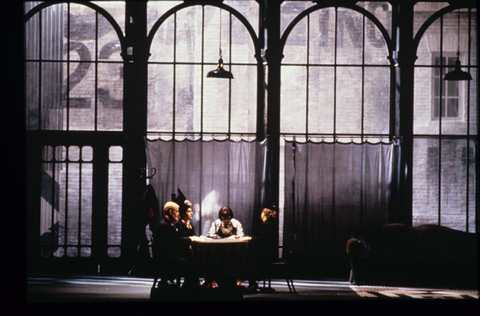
[284,141,399,275]
[146,139,267,236]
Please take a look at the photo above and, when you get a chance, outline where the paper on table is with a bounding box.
[190,235,252,242]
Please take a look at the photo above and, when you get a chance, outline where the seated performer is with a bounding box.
[154,201,182,287]
[207,206,244,239]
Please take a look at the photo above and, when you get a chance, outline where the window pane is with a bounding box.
[364,17,389,65]
[231,65,257,134]
[440,139,468,230]
[203,72,230,133]
[364,67,390,134]
[413,138,440,225]
[309,8,335,65]
[281,66,307,134]
[414,67,437,134]
[336,8,363,65]
[175,64,202,133]
[148,64,174,132]
[308,67,334,134]
[109,146,123,162]
[41,62,64,130]
[469,69,477,135]
[67,62,95,131]
[98,63,123,131]
[231,13,257,64]
[108,162,122,248]
[336,67,362,134]
[176,6,203,63]
[68,146,80,162]
[416,19,441,65]
[149,13,175,62]
[26,62,40,130]
[283,17,307,64]
[92,1,126,39]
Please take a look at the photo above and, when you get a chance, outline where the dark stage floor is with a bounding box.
[25,274,479,315]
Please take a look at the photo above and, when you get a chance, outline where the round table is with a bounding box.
[191,237,251,286]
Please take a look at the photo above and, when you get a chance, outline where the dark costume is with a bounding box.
[154,216,182,284]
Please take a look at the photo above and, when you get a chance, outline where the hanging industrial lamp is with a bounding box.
[206,9,234,79]
[444,9,472,81]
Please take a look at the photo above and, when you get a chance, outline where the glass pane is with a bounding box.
[469,69,477,135]
[225,0,259,40]
[97,13,123,62]
[308,67,334,134]
[98,63,123,131]
[358,1,392,39]
[414,67,437,134]
[469,9,477,66]
[364,67,390,134]
[107,247,121,258]
[68,4,96,62]
[203,69,230,133]
[231,65,257,134]
[80,163,93,246]
[281,66,307,134]
[204,6,231,64]
[336,8,363,65]
[440,139,467,230]
[92,1,126,38]
[148,64,174,132]
[336,67,362,134]
[149,13,175,62]
[26,62,39,130]
[175,64,202,133]
[468,139,476,232]
[82,146,94,162]
[147,0,183,36]
[414,2,449,38]
[41,62,64,130]
[231,13,257,64]
[68,146,80,162]
[364,17,389,65]
[109,146,123,162]
[309,8,335,65]
[108,163,123,247]
[282,17,307,64]
[416,18,441,65]
[280,1,316,37]
[40,161,56,257]
[42,4,65,61]
[67,163,80,248]
[55,146,66,162]
[176,7,202,63]
[413,138,440,225]
[25,11,40,60]
[67,61,95,131]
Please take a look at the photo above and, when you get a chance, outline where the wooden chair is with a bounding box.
[263,234,297,292]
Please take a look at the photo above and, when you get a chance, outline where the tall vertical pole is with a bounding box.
[265,0,282,207]
[122,1,148,272]
[393,0,415,225]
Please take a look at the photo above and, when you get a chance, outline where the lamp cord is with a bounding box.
[219,9,223,59]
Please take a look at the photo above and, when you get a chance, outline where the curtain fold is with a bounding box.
[146,138,267,236]
[284,141,398,274]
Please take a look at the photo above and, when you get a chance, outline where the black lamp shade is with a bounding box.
[206,58,234,79]
[444,59,472,81]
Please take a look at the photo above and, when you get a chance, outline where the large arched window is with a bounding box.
[278,2,396,270]
[413,4,477,232]
[25,2,127,271]
[25,2,125,131]
[146,2,261,140]
[280,2,392,143]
